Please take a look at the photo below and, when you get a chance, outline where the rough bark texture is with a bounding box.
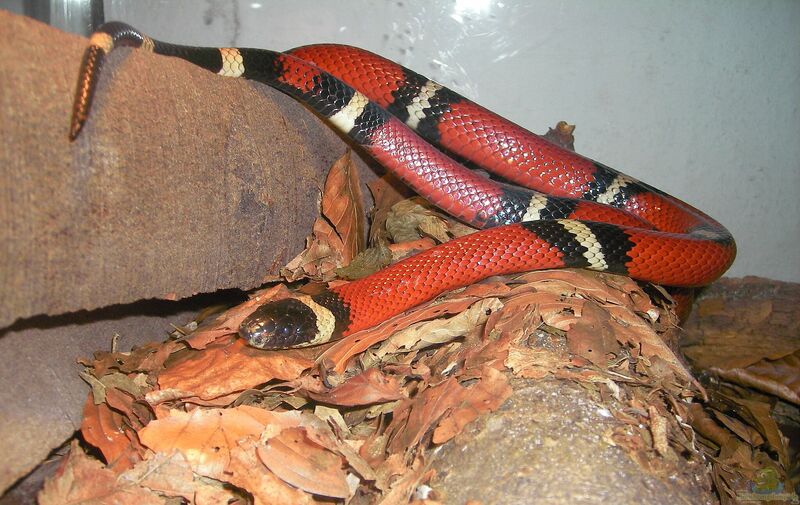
[0,11,374,493]
[0,10,374,327]
[682,276,800,371]
[681,276,800,405]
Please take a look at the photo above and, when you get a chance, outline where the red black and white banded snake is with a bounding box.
[70,22,736,350]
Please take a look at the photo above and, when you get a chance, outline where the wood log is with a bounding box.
[0,10,374,327]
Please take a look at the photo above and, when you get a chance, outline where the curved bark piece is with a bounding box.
[0,11,373,493]
[0,11,373,327]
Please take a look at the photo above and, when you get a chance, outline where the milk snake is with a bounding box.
[70,22,735,349]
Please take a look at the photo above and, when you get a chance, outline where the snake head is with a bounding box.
[238,297,324,349]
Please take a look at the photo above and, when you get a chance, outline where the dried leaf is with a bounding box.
[257,427,350,498]
[712,411,765,446]
[228,438,315,505]
[314,405,350,434]
[120,451,236,504]
[687,402,735,448]
[138,404,373,502]
[307,367,405,406]
[137,405,290,476]
[647,405,670,456]
[282,217,345,282]
[101,372,148,398]
[566,301,622,367]
[542,120,576,150]
[81,395,143,471]
[375,453,427,505]
[386,198,448,243]
[86,340,183,377]
[713,350,800,405]
[367,174,413,244]
[39,441,164,505]
[336,240,393,280]
[322,150,366,264]
[433,367,512,444]
[154,338,314,402]
[373,298,503,359]
[505,343,570,379]
[280,152,367,283]
[417,215,450,243]
[727,396,790,469]
[387,378,463,456]
[294,414,377,482]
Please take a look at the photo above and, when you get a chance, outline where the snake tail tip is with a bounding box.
[68,110,89,141]
[68,123,82,141]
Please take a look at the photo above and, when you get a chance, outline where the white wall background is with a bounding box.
[7,0,799,281]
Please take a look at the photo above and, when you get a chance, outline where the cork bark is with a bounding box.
[0,10,374,328]
[0,11,374,492]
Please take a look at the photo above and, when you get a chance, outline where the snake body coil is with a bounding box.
[71,22,736,349]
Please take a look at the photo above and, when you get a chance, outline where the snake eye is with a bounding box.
[238,298,319,349]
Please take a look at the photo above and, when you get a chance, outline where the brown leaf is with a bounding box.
[39,441,164,505]
[153,338,314,402]
[713,350,800,405]
[542,120,576,150]
[94,372,149,401]
[375,453,427,505]
[307,367,405,406]
[483,289,565,342]
[687,402,735,448]
[567,301,623,367]
[121,451,236,504]
[257,427,350,499]
[647,405,670,456]
[385,198,448,243]
[280,152,367,283]
[282,216,345,282]
[514,269,655,314]
[322,150,366,264]
[81,395,130,463]
[387,378,463,456]
[86,340,183,377]
[712,410,765,446]
[609,313,695,386]
[432,367,512,444]
[137,405,292,476]
[137,406,368,502]
[81,395,141,470]
[295,413,377,482]
[336,240,393,280]
[367,173,414,244]
[229,438,315,505]
[727,396,790,470]
[505,343,571,379]
[372,298,503,361]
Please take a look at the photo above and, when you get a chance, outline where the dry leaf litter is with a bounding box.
[39,142,798,504]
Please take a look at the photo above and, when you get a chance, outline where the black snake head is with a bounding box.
[239,297,320,349]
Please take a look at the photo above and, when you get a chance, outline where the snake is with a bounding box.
[70,22,735,350]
